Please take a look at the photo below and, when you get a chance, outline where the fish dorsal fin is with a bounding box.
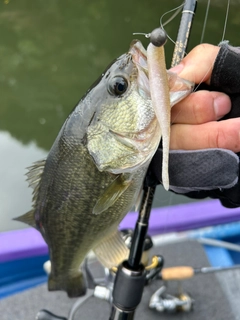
[13,210,36,228]
[26,159,46,201]
[13,159,46,228]
[93,229,129,269]
[92,175,131,215]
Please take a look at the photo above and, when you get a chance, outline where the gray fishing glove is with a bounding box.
[145,148,239,193]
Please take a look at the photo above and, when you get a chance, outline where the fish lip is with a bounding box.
[129,40,150,98]
[129,40,148,74]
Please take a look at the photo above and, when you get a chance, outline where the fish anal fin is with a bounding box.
[93,175,131,215]
[93,229,129,269]
[48,271,86,298]
[13,210,36,228]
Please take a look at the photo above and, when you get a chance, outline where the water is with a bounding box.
[1,0,239,232]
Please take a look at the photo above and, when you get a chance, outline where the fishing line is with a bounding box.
[200,0,230,44]
[171,108,184,125]
[221,0,230,42]
[160,2,185,28]
[163,191,175,232]
[200,0,210,43]
[193,66,213,92]
[132,32,150,38]
[194,0,231,92]
[159,2,185,48]
[133,2,184,44]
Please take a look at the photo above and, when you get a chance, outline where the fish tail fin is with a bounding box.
[13,210,36,228]
[48,272,87,298]
[93,229,129,269]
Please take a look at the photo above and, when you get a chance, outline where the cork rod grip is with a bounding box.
[161,266,194,280]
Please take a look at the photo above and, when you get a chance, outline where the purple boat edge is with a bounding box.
[1,199,240,263]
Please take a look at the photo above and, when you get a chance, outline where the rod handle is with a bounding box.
[161,266,194,280]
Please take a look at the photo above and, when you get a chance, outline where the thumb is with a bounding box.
[169,44,220,84]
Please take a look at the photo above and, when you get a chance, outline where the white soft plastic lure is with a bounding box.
[147,29,171,190]
[147,28,193,190]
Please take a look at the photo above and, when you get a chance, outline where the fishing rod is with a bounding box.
[109,187,158,320]
[171,0,197,67]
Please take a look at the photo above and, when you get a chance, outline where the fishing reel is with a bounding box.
[149,285,193,313]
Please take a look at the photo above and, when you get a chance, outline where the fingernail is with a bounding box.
[214,94,231,119]
[169,63,184,74]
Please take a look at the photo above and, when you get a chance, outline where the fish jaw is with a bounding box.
[129,40,150,100]
[87,117,161,174]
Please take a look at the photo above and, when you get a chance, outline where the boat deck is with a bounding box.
[0,240,239,320]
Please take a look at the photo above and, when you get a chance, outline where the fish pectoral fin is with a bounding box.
[92,175,131,215]
[93,229,129,269]
[13,210,36,228]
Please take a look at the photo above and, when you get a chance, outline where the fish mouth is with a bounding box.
[129,40,150,99]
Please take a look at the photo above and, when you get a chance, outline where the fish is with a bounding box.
[14,39,193,298]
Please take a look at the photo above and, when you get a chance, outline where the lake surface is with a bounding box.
[1,0,239,232]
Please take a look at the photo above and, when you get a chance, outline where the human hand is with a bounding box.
[146,43,240,207]
[169,44,240,153]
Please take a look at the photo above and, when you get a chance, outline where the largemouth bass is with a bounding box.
[15,40,192,297]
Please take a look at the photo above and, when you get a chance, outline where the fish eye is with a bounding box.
[108,77,128,96]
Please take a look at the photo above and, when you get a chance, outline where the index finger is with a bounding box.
[169,44,220,84]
